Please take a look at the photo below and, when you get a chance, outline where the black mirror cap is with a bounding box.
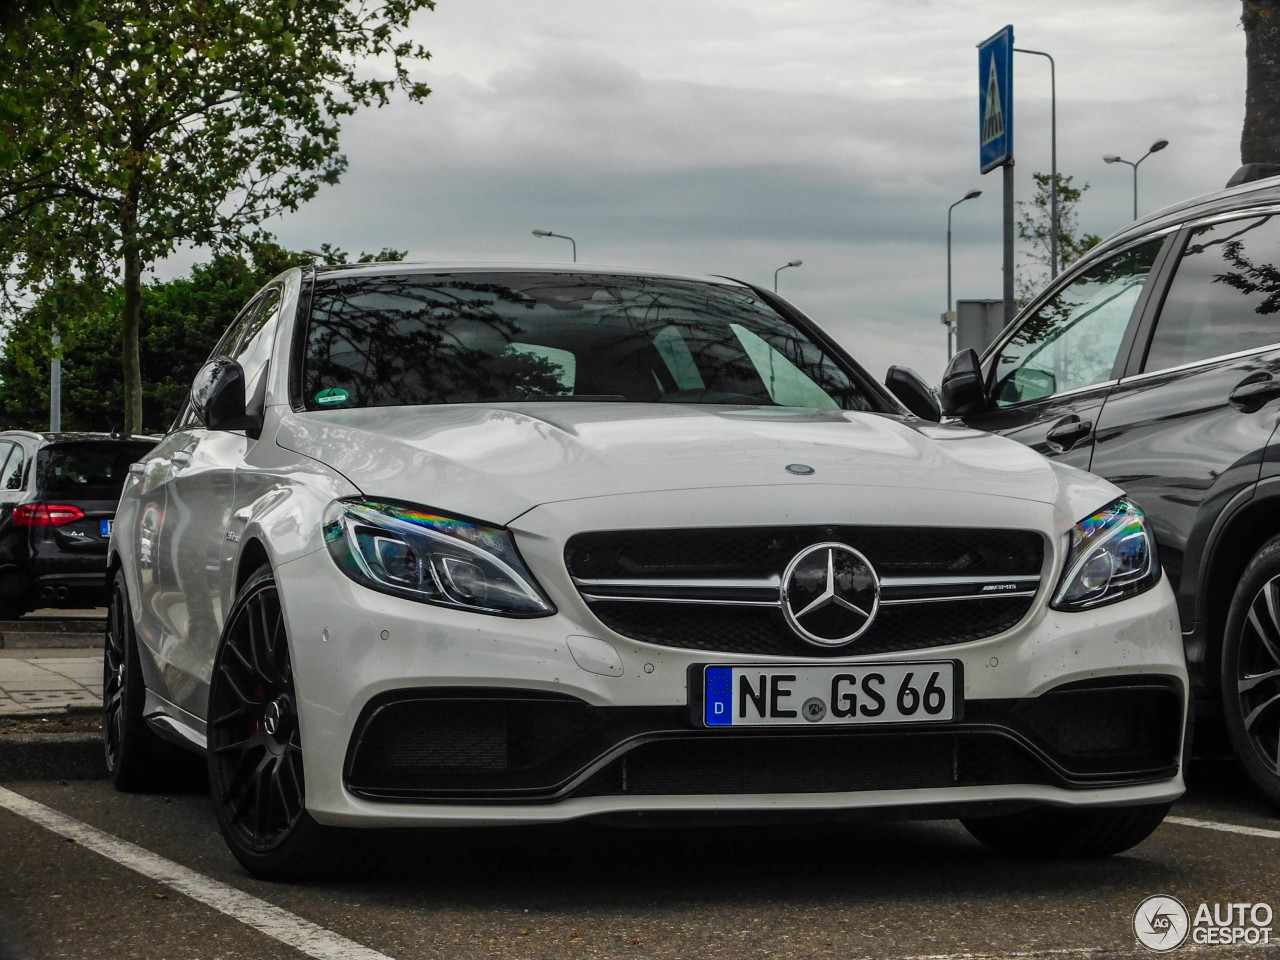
[191,357,260,434]
[940,348,990,417]
[885,365,941,422]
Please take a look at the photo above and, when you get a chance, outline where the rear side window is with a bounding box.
[0,444,25,491]
[36,443,155,498]
[1144,215,1280,372]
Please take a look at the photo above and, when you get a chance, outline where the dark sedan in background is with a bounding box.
[0,431,156,618]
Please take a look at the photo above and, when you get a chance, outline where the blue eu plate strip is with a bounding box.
[705,667,732,726]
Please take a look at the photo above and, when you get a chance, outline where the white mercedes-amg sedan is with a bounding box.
[104,263,1188,880]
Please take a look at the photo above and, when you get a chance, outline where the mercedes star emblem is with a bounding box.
[781,542,880,645]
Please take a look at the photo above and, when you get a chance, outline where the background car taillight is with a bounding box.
[13,504,86,527]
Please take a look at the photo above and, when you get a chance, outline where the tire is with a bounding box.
[103,569,188,790]
[0,571,25,621]
[207,565,356,881]
[1220,534,1280,807]
[961,802,1171,858]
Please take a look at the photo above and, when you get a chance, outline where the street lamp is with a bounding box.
[1013,46,1058,278]
[531,229,577,262]
[1103,139,1169,221]
[774,259,802,292]
[945,189,983,360]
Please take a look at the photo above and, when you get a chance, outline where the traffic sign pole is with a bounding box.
[978,25,1015,325]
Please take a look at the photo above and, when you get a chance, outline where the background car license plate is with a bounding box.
[101,519,113,537]
[703,662,957,727]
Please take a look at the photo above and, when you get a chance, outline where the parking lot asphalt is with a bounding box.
[0,620,1276,959]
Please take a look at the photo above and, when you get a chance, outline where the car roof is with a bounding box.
[310,260,754,288]
[1099,174,1280,253]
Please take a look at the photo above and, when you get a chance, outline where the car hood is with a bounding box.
[274,402,1117,526]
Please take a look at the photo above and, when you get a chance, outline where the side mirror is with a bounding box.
[885,365,941,422]
[940,348,990,417]
[191,357,259,434]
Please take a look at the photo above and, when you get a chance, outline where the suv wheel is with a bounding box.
[1221,535,1280,806]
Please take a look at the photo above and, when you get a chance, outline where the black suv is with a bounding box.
[940,166,1280,805]
[0,432,156,618]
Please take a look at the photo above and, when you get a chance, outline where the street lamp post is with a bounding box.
[946,190,983,360]
[1103,139,1169,221]
[773,259,802,292]
[531,229,577,262]
[1013,47,1057,278]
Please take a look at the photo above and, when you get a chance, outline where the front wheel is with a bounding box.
[207,565,356,880]
[1221,535,1280,807]
[961,803,1171,858]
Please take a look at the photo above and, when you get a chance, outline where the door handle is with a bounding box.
[1229,373,1280,412]
[1045,415,1094,453]
[171,451,193,467]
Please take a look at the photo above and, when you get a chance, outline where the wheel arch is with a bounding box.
[1197,479,1280,693]
[234,538,273,596]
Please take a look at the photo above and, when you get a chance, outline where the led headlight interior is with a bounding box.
[323,499,553,616]
[1052,498,1159,611]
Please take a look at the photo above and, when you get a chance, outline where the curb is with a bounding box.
[0,619,105,650]
[0,730,106,781]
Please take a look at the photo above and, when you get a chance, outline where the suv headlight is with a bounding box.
[1052,498,1160,611]
[323,499,554,617]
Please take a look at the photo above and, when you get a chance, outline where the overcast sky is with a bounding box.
[197,0,1246,383]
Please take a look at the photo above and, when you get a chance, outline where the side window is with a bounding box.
[212,293,267,359]
[0,444,24,491]
[992,239,1163,407]
[0,442,18,488]
[233,287,283,406]
[1143,215,1280,372]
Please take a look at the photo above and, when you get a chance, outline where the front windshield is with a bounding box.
[301,272,873,411]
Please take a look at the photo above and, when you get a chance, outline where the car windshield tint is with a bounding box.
[37,442,154,497]
[302,273,873,411]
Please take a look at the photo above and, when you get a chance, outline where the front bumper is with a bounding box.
[276,543,1187,829]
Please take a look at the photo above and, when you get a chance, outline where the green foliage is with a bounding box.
[0,0,433,432]
[1015,172,1104,304]
[0,241,404,433]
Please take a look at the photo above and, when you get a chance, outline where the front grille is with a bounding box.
[342,679,1183,802]
[565,526,1045,656]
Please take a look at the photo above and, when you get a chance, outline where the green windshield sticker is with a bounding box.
[314,387,350,406]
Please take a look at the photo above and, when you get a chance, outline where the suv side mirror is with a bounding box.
[191,357,261,435]
[885,366,941,422]
[940,348,990,417]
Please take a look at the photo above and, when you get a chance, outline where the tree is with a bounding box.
[0,0,433,434]
[0,243,406,433]
[1015,172,1102,304]
[1243,1,1280,163]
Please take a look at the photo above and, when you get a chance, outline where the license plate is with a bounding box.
[101,519,113,537]
[702,662,959,727]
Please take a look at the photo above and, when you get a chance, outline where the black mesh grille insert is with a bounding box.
[565,526,1044,655]
[566,526,1044,580]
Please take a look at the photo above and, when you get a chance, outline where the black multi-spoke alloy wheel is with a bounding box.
[208,566,351,880]
[103,568,183,790]
[1222,535,1280,807]
[961,802,1172,858]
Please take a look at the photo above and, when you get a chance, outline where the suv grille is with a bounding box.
[565,526,1045,657]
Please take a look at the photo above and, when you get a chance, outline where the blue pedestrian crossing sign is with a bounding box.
[978,25,1013,173]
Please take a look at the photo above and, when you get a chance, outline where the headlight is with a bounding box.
[1051,498,1159,611]
[323,499,554,617]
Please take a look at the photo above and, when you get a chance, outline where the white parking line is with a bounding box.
[1165,815,1280,840]
[0,786,394,960]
